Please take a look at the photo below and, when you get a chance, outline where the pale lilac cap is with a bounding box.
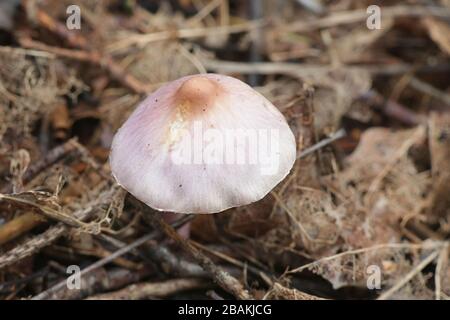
[110,74,296,213]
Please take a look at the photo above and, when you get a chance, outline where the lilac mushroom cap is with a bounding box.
[110,74,296,214]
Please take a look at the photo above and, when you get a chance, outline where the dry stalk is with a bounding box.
[288,242,444,274]
[0,185,115,270]
[18,38,152,94]
[145,209,254,300]
[86,278,210,300]
[284,5,450,32]
[107,21,261,53]
[32,213,194,299]
[264,283,325,300]
[378,249,441,300]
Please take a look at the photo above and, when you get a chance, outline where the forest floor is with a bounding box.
[0,0,449,300]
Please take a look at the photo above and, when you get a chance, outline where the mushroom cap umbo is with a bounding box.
[110,74,296,214]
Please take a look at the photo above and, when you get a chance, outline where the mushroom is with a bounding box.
[110,74,296,218]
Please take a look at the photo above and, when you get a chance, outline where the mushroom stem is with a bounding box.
[162,212,191,239]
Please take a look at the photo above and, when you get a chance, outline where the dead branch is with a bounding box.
[34,9,88,49]
[0,212,44,246]
[146,241,207,278]
[378,249,441,300]
[32,213,194,299]
[284,5,450,32]
[297,128,346,159]
[86,278,210,300]
[50,267,152,300]
[199,57,450,78]
[264,283,325,300]
[145,209,254,300]
[0,185,115,270]
[361,90,427,125]
[18,37,152,94]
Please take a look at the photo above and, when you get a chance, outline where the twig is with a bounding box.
[86,278,209,300]
[248,0,264,86]
[53,243,140,270]
[296,85,316,151]
[264,282,325,300]
[18,37,152,94]
[186,0,223,25]
[1,226,63,269]
[49,267,152,300]
[31,232,157,299]
[0,135,118,246]
[20,6,152,94]
[360,90,427,125]
[107,21,262,53]
[297,128,346,159]
[32,214,194,300]
[191,240,274,286]
[145,210,254,300]
[288,242,443,274]
[409,77,450,107]
[284,5,450,32]
[378,249,441,300]
[146,241,207,278]
[199,57,450,78]
[68,139,113,181]
[16,38,94,61]
[0,212,44,246]
[434,244,448,300]
[34,9,88,48]
[0,185,114,270]
[207,290,225,300]
[0,267,49,295]
[0,45,55,58]
[0,193,94,229]
[367,126,425,194]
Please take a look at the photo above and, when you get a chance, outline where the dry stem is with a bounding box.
[145,210,254,300]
